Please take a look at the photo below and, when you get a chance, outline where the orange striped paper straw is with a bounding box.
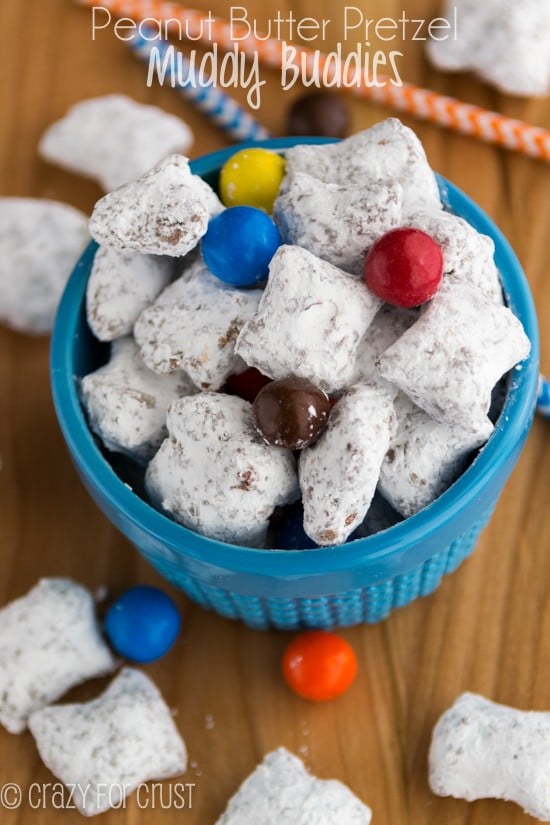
[82,0,550,161]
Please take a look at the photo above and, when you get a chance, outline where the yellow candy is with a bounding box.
[219,148,286,213]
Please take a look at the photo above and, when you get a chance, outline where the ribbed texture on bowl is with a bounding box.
[138,506,493,629]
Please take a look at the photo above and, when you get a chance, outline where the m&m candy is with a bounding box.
[253,376,330,450]
[282,630,358,701]
[219,148,286,213]
[364,227,443,308]
[201,206,282,288]
[287,92,350,139]
[104,585,181,663]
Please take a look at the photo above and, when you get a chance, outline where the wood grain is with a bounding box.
[0,1,549,822]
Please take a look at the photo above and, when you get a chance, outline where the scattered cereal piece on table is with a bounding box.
[134,258,262,389]
[89,154,222,256]
[377,277,531,433]
[39,94,193,192]
[282,118,441,214]
[215,747,372,824]
[235,245,382,395]
[429,692,550,820]
[86,245,176,342]
[29,667,187,817]
[379,393,494,517]
[426,0,550,97]
[0,198,88,334]
[0,578,116,734]
[80,337,197,464]
[145,393,299,547]
[300,382,397,545]
[273,173,402,276]
[282,631,358,701]
[104,585,181,663]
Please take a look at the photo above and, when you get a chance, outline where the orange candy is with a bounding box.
[282,630,358,701]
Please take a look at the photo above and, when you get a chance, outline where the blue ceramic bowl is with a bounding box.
[50,138,539,630]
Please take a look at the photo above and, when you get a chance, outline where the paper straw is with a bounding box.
[127,26,270,141]
[537,375,550,420]
[80,0,550,162]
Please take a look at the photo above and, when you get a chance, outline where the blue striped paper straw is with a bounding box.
[127,27,270,142]
[537,375,550,420]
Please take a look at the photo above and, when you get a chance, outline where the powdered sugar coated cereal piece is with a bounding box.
[407,209,503,304]
[235,245,381,394]
[273,173,402,275]
[379,394,493,517]
[86,246,176,342]
[283,118,441,214]
[29,667,187,817]
[350,305,417,390]
[216,747,372,825]
[145,393,299,546]
[39,95,193,191]
[190,173,225,218]
[429,692,550,820]
[377,277,531,433]
[81,337,197,464]
[89,155,220,256]
[0,198,88,334]
[0,578,116,734]
[427,1,550,97]
[300,382,397,545]
[134,258,260,389]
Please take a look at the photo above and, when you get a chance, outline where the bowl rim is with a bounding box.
[50,137,540,580]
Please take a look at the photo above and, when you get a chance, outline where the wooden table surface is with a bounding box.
[1,0,550,822]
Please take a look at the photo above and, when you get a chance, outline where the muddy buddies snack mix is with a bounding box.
[29,667,187,816]
[79,118,530,549]
[145,393,299,547]
[0,579,115,734]
[134,257,262,390]
[429,692,550,820]
[86,246,176,342]
[426,0,550,97]
[89,154,223,256]
[0,198,89,334]
[215,747,372,824]
[80,337,197,464]
[39,95,193,192]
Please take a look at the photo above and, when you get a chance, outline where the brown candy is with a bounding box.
[253,376,330,450]
[287,92,350,139]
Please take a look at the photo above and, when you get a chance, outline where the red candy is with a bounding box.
[282,630,358,701]
[364,227,443,308]
[224,367,272,403]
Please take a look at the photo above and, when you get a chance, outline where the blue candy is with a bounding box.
[201,205,281,287]
[104,585,181,663]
